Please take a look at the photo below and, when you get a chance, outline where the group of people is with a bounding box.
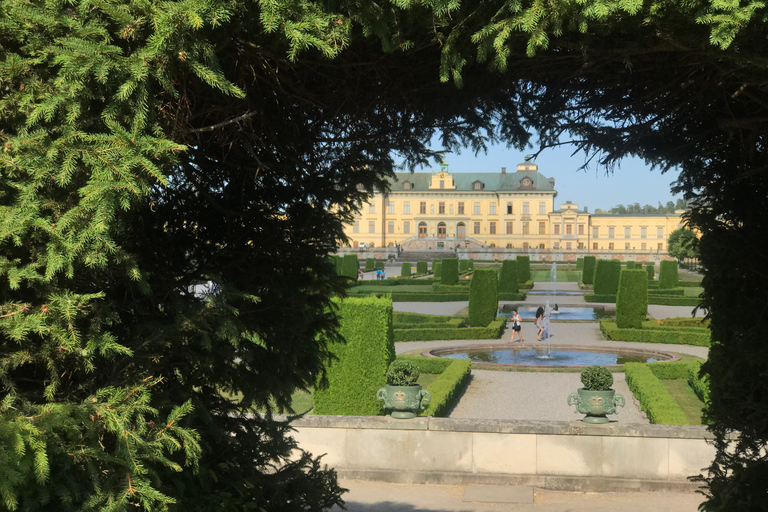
[356,269,387,280]
[507,306,548,344]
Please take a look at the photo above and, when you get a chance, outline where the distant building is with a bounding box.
[343,160,683,260]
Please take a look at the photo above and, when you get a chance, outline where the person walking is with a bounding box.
[535,306,545,341]
[510,308,523,343]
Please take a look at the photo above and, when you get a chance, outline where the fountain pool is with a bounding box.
[428,344,678,368]
[498,304,613,321]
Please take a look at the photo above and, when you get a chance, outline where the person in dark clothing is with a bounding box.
[535,306,545,341]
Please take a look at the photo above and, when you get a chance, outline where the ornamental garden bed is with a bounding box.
[625,360,708,425]
[599,319,711,347]
[393,311,505,341]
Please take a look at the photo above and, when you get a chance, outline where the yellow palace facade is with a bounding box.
[343,160,683,260]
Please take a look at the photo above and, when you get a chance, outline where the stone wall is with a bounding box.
[288,415,715,492]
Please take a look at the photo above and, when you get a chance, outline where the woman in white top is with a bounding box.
[510,309,523,343]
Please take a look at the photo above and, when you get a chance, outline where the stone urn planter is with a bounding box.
[377,360,431,419]
[567,365,625,423]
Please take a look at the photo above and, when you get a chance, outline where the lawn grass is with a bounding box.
[530,270,583,282]
[350,284,436,293]
[683,287,704,297]
[662,379,704,425]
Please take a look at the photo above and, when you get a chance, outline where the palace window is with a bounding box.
[490,202,496,214]
[593,242,598,250]
[554,224,560,235]
[657,227,664,238]
[658,243,663,250]
[625,242,630,250]
[474,202,481,214]
[578,225,584,235]
[439,180,445,189]
[539,202,546,214]
[403,201,410,214]
[404,221,410,234]
[539,222,546,235]
[641,227,647,238]
[624,227,631,238]
[566,224,572,235]
[566,242,572,250]
[439,202,445,214]
[523,202,529,215]
[593,227,599,238]
[506,222,513,234]
[388,221,395,234]
[353,221,359,233]
[458,202,465,214]
[507,202,513,214]
[609,242,614,250]
[578,242,584,250]
[369,203,375,213]
[523,222,529,235]
[420,201,426,214]
[608,227,615,238]
[388,201,394,214]
[641,242,646,250]
[368,221,375,233]
[490,222,496,234]
[473,222,481,234]
[554,242,560,249]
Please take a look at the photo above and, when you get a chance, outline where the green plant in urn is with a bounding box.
[567,365,625,423]
[377,360,431,419]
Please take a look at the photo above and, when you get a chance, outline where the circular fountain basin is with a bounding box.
[426,344,679,368]
[499,304,614,321]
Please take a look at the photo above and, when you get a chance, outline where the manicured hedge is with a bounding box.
[687,363,710,404]
[348,278,433,288]
[516,255,531,283]
[645,263,655,281]
[365,258,375,271]
[648,360,702,380]
[421,359,471,417]
[655,317,710,328]
[518,280,534,290]
[389,292,469,302]
[624,363,688,425]
[393,312,454,323]
[599,319,711,346]
[417,261,428,275]
[459,259,472,272]
[394,320,464,330]
[397,355,452,375]
[341,254,359,279]
[432,284,471,293]
[468,269,498,327]
[498,260,519,294]
[594,259,621,295]
[582,255,597,285]
[401,261,412,277]
[394,319,505,341]
[616,269,648,328]
[433,260,443,279]
[498,291,527,301]
[374,260,385,270]
[441,258,459,285]
[584,294,701,307]
[328,255,340,274]
[576,257,584,270]
[677,280,703,287]
[647,288,685,296]
[313,296,394,416]
[659,260,679,289]
[625,261,636,269]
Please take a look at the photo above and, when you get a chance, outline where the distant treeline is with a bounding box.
[594,199,687,215]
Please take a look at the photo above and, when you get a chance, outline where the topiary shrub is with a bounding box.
[340,254,359,279]
[313,296,395,416]
[328,255,340,274]
[659,260,679,289]
[459,259,471,272]
[386,360,420,386]
[582,255,597,285]
[576,257,584,270]
[416,261,428,275]
[516,255,531,283]
[646,263,655,280]
[364,258,375,271]
[441,258,459,285]
[580,365,613,391]
[593,259,621,295]
[498,260,519,293]
[433,260,443,279]
[625,261,636,269]
[468,269,498,327]
[401,261,412,277]
[616,269,648,328]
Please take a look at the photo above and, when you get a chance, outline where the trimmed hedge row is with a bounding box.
[599,320,711,346]
[576,257,584,270]
[659,260,679,289]
[459,260,474,272]
[594,259,621,295]
[498,292,527,301]
[498,260,519,294]
[392,312,453,323]
[582,255,596,285]
[646,263,655,280]
[421,359,472,417]
[516,255,531,283]
[655,317,710,328]
[518,280,534,290]
[394,319,465,330]
[645,288,685,296]
[624,363,688,425]
[433,260,443,279]
[394,319,506,342]
[350,278,434,287]
[364,258,375,271]
[677,280,703,287]
[401,262,412,277]
[313,296,394,416]
[648,360,702,380]
[468,269,498,327]
[584,294,701,306]
[442,258,459,285]
[432,283,471,293]
[616,269,647,329]
[397,355,452,374]
[687,363,710,404]
[417,261,428,275]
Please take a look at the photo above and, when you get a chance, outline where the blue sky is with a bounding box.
[407,142,682,212]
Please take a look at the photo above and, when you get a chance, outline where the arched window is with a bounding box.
[539,243,545,249]
[456,222,466,238]
[418,222,427,238]
[437,222,447,238]
[506,243,513,249]
[523,242,529,250]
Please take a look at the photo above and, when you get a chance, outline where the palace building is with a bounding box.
[343,159,683,260]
